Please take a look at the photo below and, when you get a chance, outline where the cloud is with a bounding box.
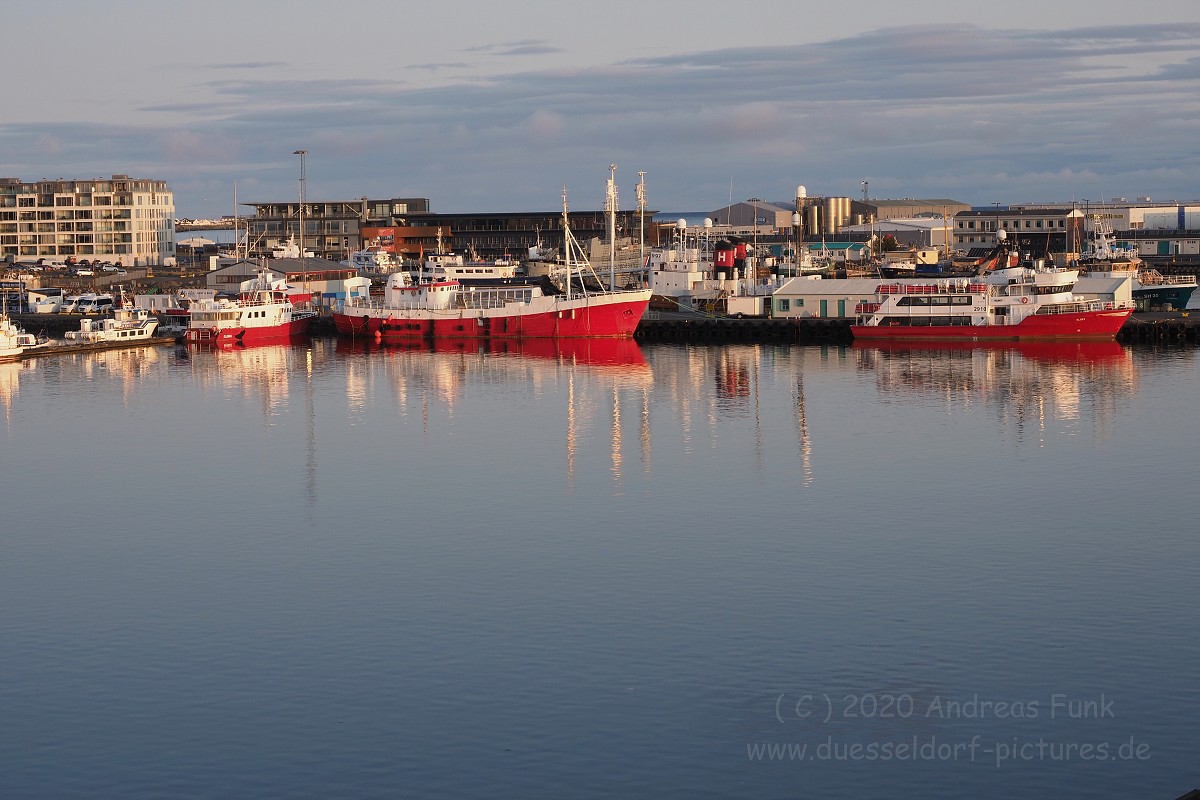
[494,44,561,56]
[3,22,1199,215]
[464,39,558,55]
[209,61,289,70]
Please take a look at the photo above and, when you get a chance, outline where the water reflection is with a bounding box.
[9,338,1134,492]
[853,340,1137,442]
[631,344,818,485]
[335,337,654,488]
[178,341,313,417]
[0,361,22,425]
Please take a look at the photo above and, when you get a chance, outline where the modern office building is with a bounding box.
[242,197,652,262]
[0,174,175,266]
[242,197,432,262]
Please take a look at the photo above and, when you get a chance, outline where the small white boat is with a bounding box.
[270,233,314,259]
[64,306,160,343]
[416,232,521,283]
[1,317,28,362]
[345,242,405,276]
[1,302,44,361]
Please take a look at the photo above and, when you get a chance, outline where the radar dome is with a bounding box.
[704,218,713,228]
[676,218,687,230]
[796,185,807,199]
[997,229,1008,241]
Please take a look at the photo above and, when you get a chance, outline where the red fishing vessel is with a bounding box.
[185,270,317,347]
[332,189,650,341]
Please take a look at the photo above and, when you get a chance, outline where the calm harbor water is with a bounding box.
[2,337,1197,799]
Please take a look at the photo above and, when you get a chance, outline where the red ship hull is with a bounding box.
[851,308,1132,341]
[186,317,314,348]
[332,293,649,341]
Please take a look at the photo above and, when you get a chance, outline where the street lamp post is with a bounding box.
[749,197,762,293]
[293,150,308,259]
[794,185,806,276]
[1082,199,1090,257]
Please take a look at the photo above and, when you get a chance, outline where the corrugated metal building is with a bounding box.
[772,277,884,319]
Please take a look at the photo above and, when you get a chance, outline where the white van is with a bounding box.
[75,294,114,315]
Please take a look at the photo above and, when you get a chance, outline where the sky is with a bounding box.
[3,0,1199,218]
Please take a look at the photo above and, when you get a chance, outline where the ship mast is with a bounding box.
[606,164,618,291]
[562,188,572,302]
[637,171,646,285]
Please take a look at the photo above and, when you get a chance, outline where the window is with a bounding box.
[778,299,790,312]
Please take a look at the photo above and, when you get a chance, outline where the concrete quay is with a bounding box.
[633,310,1200,345]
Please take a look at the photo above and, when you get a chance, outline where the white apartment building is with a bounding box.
[0,174,175,266]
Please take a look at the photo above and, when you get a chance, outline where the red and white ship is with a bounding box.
[851,231,1133,341]
[332,192,650,341]
[185,271,317,347]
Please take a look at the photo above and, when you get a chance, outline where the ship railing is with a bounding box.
[1139,271,1197,286]
[875,281,989,296]
[1033,300,1131,315]
[186,327,218,341]
[455,288,535,309]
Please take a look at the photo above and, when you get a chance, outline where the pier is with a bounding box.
[633,310,1200,345]
[1118,312,1200,345]
[19,335,179,360]
[634,312,851,344]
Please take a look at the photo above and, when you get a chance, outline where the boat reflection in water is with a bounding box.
[335,336,653,488]
[340,335,649,370]
[0,361,24,425]
[179,341,315,417]
[852,339,1136,439]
